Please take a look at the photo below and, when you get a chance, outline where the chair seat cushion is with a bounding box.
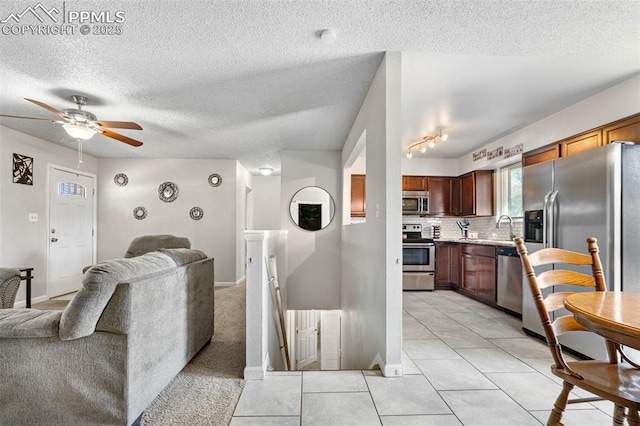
[0,309,62,338]
[554,360,640,405]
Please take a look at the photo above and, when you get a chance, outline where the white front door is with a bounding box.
[296,310,318,369]
[48,167,95,297]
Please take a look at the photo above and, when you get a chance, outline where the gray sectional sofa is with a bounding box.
[0,248,215,425]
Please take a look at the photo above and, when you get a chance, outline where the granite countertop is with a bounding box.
[434,237,516,247]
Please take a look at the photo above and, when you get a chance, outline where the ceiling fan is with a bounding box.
[0,95,143,147]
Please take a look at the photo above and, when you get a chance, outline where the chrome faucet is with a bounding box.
[496,214,516,240]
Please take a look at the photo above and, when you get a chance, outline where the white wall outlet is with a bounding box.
[28,213,38,222]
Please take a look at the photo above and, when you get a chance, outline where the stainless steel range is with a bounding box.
[402,224,435,290]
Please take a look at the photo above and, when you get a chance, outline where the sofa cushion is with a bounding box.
[158,248,207,266]
[0,309,62,338]
[59,252,177,341]
[124,235,191,258]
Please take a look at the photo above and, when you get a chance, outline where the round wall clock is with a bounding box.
[133,206,148,220]
[114,173,128,187]
[208,173,222,187]
[158,181,179,202]
[190,207,204,220]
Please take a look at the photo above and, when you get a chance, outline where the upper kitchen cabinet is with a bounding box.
[350,174,366,217]
[523,113,640,167]
[522,144,560,166]
[427,177,453,215]
[603,113,640,145]
[402,176,428,191]
[560,129,602,157]
[459,170,494,216]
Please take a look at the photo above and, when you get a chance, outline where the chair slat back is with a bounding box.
[515,237,606,371]
[536,270,596,290]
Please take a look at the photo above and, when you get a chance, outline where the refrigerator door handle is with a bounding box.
[543,191,552,248]
[549,190,559,248]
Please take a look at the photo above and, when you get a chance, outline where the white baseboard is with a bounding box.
[13,295,48,308]
[244,366,265,380]
[369,353,403,377]
[381,363,404,377]
[215,276,246,287]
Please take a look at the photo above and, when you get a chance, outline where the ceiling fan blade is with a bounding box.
[95,120,142,130]
[100,129,143,147]
[0,113,60,123]
[24,98,69,120]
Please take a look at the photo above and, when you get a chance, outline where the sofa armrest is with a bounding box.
[0,309,62,338]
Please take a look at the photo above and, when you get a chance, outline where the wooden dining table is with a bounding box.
[564,291,640,351]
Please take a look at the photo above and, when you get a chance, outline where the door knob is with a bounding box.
[51,237,58,242]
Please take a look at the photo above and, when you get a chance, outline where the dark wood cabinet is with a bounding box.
[523,144,560,166]
[458,244,496,305]
[450,177,461,216]
[350,174,366,217]
[459,171,493,216]
[435,242,459,289]
[603,113,640,145]
[400,172,492,217]
[427,177,452,215]
[402,176,427,191]
[523,113,640,167]
[560,129,602,157]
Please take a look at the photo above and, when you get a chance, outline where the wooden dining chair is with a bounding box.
[515,237,640,426]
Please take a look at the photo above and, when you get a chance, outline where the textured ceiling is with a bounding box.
[1,1,639,174]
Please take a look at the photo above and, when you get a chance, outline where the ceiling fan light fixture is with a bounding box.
[259,167,273,176]
[63,123,97,140]
[441,133,449,141]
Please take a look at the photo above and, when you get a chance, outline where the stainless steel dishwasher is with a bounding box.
[496,246,523,315]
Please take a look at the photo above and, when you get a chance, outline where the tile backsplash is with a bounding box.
[403,216,523,241]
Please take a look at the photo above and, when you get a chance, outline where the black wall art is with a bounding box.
[13,153,33,185]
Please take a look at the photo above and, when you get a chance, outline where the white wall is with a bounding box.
[280,150,341,310]
[401,157,459,177]
[0,126,98,304]
[251,175,281,230]
[97,158,243,284]
[458,74,640,175]
[236,162,252,281]
[340,52,403,375]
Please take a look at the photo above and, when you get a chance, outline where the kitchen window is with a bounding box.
[500,162,523,218]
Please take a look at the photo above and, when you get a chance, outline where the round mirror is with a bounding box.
[289,186,335,231]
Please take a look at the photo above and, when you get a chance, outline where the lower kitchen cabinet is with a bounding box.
[458,244,496,305]
[435,242,459,289]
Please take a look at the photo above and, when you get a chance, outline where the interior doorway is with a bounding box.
[47,166,96,298]
[293,309,341,371]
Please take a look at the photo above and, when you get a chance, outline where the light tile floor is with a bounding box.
[231,290,616,425]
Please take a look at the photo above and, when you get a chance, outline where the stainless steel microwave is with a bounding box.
[402,191,429,215]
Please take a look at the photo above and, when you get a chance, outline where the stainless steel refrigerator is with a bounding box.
[522,142,640,360]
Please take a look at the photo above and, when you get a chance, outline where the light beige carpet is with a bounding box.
[34,283,246,425]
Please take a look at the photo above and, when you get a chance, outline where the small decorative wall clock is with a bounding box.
[133,206,148,220]
[190,207,204,220]
[208,173,222,187]
[114,173,128,187]
[158,181,179,202]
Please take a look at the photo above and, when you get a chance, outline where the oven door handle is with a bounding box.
[402,243,434,248]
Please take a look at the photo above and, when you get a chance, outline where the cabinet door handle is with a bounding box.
[51,237,58,242]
